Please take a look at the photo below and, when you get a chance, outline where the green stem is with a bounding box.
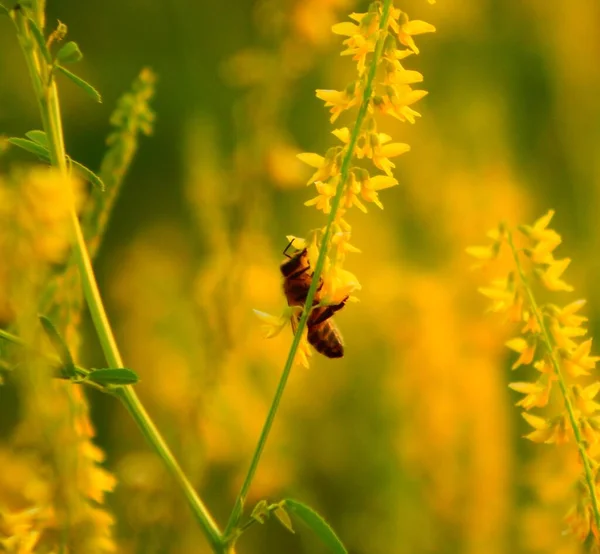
[507,232,600,531]
[222,0,394,540]
[11,8,225,552]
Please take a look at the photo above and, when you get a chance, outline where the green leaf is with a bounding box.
[68,158,105,191]
[27,18,52,64]
[56,65,102,103]
[25,130,49,148]
[87,368,139,386]
[56,41,82,64]
[273,504,294,534]
[284,499,347,554]
[39,315,76,378]
[8,137,50,161]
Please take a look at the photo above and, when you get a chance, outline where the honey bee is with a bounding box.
[280,241,347,358]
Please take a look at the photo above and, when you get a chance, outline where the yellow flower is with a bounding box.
[478,276,516,313]
[538,258,574,292]
[374,85,428,123]
[523,413,570,444]
[506,337,536,369]
[552,299,588,328]
[572,384,600,416]
[297,148,341,185]
[393,12,436,55]
[254,309,291,338]
[304,180,336,214]
[549,319,586,350]
[509,379,552,409]
[316,83,359,123]
[562,339,600,377]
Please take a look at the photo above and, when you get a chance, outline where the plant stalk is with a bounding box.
[11,8,225,552]
[222,0,394,540]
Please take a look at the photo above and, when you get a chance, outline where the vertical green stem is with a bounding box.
[507,232,600,531]
[222,0,394,540]
[11,8,225,552]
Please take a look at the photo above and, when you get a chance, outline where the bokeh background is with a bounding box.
[2,0,600,553]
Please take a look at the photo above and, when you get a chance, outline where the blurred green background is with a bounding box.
[2,0,600,553]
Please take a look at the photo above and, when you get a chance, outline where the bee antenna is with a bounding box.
[282,238,295,259]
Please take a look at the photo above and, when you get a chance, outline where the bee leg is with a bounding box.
[282,238,296,259]
[309,296,348,325]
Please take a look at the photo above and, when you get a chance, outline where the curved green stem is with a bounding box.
[222,0,394,540]
[507,232,600,532]
[11,8,225,552]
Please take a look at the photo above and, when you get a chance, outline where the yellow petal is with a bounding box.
[297,152,324,168]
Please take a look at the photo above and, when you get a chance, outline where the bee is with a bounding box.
[280,241,347,358]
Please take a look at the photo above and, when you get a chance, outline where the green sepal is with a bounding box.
[25,129,49,148]
[56,65,102,103]
[273,504,294,533]
[56,41,82,64]
[39,315,76,378]
[27,18,52,63]
[250,500,269,524]
[8,137,50,161]
[68,157,105,191]
[87,368,139,386]
[284,499,347,554]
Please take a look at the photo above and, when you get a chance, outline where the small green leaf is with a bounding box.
[68,158,105,191]
[250,500,269,524]
[273,504,294,534]
[8,137,50,160]
[56,65,102,103]
[27,18,52,64]
[56,41,82,64]
[25,130,49,148]
[284,499,347,554]
[87,368,139,386]
[39,315,76,378]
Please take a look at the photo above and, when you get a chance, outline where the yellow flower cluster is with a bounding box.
[259,1,435,363]
[469,210,600,543]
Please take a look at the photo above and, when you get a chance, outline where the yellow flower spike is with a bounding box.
[572,384,600,416]
[538,258,574,292]
[506,337,536,369]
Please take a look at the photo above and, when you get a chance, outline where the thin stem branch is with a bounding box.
[507,232,600,532]
[222,0,394,540]
[11,8,224,552]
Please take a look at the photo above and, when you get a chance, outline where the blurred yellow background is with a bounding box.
[2,0,600,553]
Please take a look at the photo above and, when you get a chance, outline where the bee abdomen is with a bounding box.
[308,322,344,358]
